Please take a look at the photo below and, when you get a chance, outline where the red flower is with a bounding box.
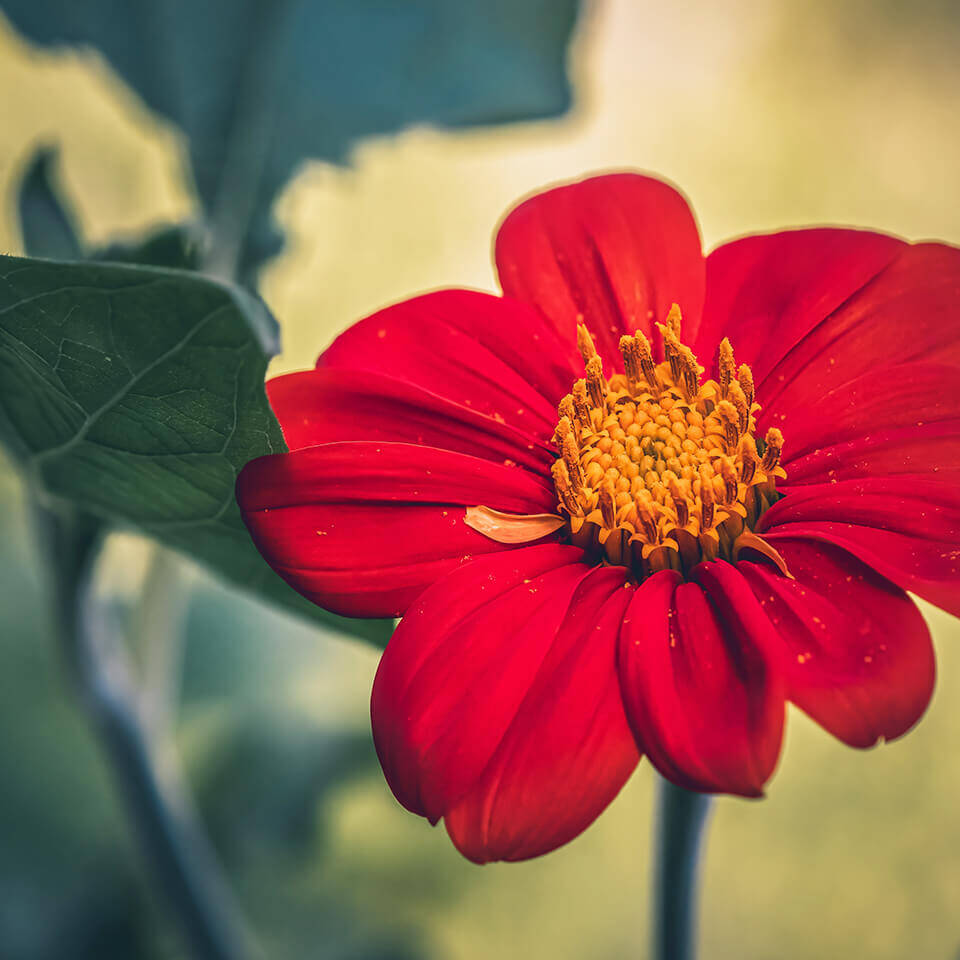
[237,173,954,863]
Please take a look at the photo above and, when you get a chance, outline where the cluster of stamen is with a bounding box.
[551,304,788,580]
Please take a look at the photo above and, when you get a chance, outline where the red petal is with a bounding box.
[759,478,960,617]
[697,228,902,385]
[701,232,960,427]
[781,421,960,487]
[760,243,960,419]
[738,539,935,748]
[443,567,639,863]
[777,362,960,467]
[618,567,785,797]
[370,545,592,824]
[267,367,553,476]
[495,173,705,367]
[318,289,581,432]
[236,442,557,618]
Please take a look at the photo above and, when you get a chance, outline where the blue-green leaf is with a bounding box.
[5,0,580,279]
[16,147,83,262]
[17,144,204,271]
[0,253,391,643]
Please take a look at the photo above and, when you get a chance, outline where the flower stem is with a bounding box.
[33,502,256,960]
[652,774,713,960]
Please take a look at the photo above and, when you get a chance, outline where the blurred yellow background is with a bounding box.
[1,1,958,957]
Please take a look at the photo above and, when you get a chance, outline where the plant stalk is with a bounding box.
[652,774,713,960]
[34,502,255,960]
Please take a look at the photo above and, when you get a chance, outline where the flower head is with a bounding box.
[237,173,955,863]
[543,310,787,578]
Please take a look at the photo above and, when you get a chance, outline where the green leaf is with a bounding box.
[4,0,580,279]
[0,253,392,644]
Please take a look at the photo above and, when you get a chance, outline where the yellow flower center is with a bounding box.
[551,304,789,580]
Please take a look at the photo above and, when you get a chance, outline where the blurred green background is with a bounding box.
[1,1,959,958]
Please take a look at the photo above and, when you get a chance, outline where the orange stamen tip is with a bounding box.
[665,303,683,338]
[585,356,607,408]
[715,400,741,446]
[598,482,617,528]
[658,321,680,348]
[561,433,584,487]
[761,427,784,472]
[718,337,736,393]
[719,458,739,503]
[571,380,591,424]
[553,415,573,450]
[727,380,750,431]
[620,336,641,385]
[739,434,759,485]
[737,363,755,407]
[675,344,702,398]
[585,356,604,377]
[633,331,659,389]
[551,459,583,516]
[577,323,598,364]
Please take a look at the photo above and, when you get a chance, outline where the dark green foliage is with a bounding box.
[0,254,391,641]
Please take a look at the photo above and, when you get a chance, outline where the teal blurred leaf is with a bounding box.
[93,223,204,271]
[2,0,579,279]
[0,254,391,643]
[16,147,83,262]
[18,143,202,270]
